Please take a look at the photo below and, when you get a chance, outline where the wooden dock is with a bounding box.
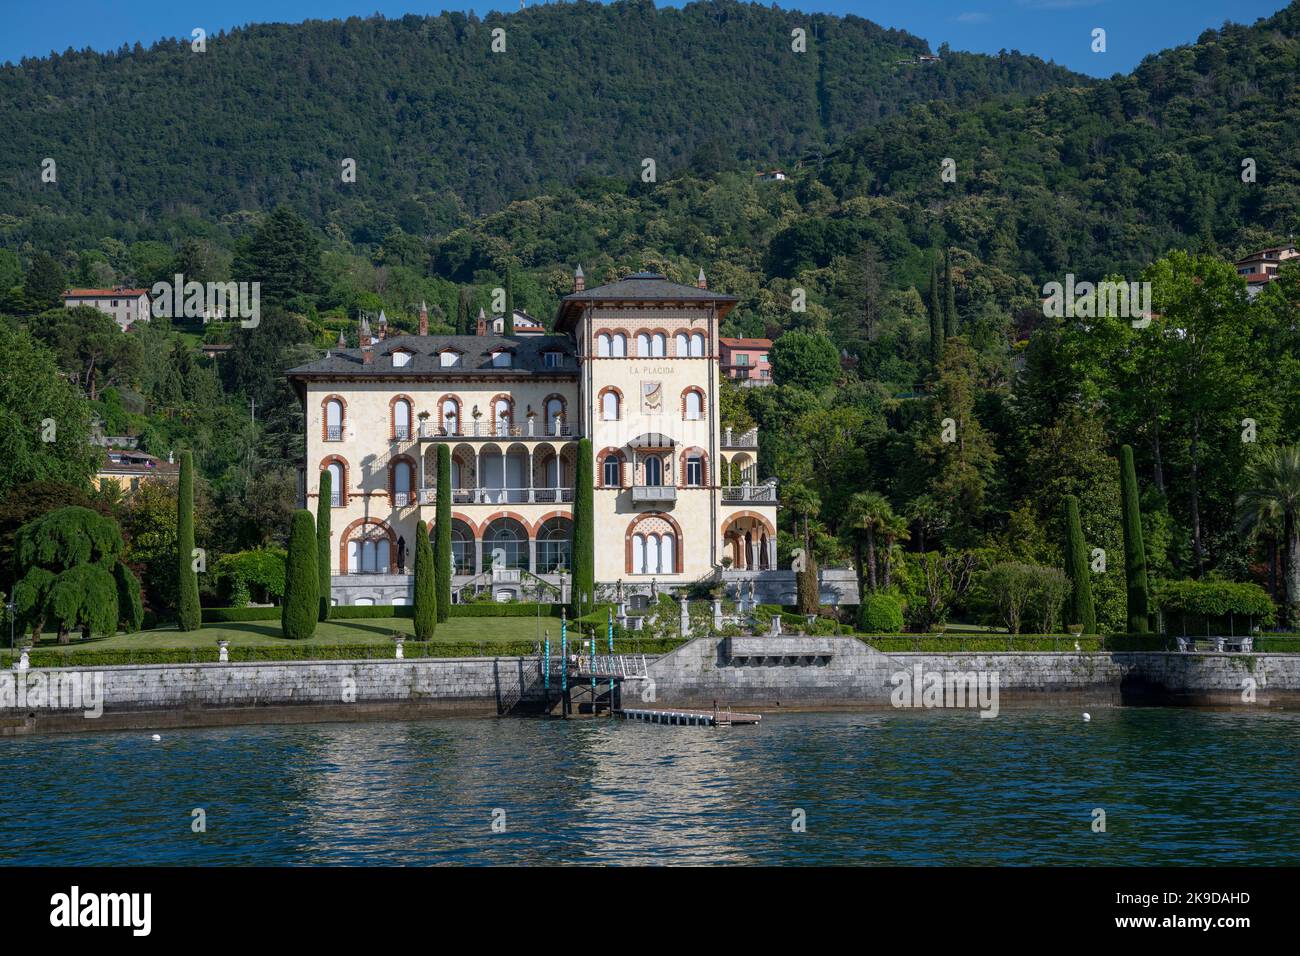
[620,707,761,727]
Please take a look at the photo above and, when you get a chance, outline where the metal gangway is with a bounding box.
[570,654,650,682]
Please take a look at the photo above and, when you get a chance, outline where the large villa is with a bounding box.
[287,269,856,608]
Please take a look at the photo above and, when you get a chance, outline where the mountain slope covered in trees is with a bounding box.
[0,0,1081,246]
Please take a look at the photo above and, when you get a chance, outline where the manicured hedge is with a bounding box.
[202,606,281,622]
[859,594,904,633]
[858,633,1179,653]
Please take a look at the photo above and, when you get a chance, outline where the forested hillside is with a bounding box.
[0,0,1080,248]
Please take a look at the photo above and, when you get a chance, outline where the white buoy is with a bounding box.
[1082,713,1091,722]
[151,734,161,741]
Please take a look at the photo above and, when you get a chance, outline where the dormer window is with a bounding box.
[438,350,462,368]
[491,350,512,368]
[543,351,563,368]
[392,351,412,368]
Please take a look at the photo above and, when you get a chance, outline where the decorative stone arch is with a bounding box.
[450,512,481,538]
[680,386,706,420]
[489,393,515,429]
[320,394,347,441]
[388,453,418,507]
[541,392,568,427]
[319,455,350,506]
[633,327,670,357]
[597,385,623,421]
[480,510,533,534]
[339,517,397,573]
[678,446,709,487]
[389,394,415,440]
[624,512,684,575]
[481,512,531,571]
[721,510,777,571]
[597,446,627,488]
[530,510,574,537]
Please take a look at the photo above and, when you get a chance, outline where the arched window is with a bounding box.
[603,456,622,488]
[632,534,646,574]
[683,390,703,420]
[674,332,688,356]
[636,333,651,357]
[485,518,528,570]
[643,456,663,486]
[494,398,512,435]
[537,517,572,574]
[597,333,611,357]
[627,515,682,575]
[324,398,343,441]
[392,460,413,506]
[392,398,412,440]
[651,333,666,357]
[545,397,565,436]
[346,524,391,574]
[450,525,472,575]
[441,397,460,436]
[690,333,705,357]
[601,390,620,421]
[685,455,703,487]
[611,333,627,357]
[326,462,344,506]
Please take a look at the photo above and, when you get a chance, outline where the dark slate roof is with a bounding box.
[556,272,738,330]
[285,334,577,381]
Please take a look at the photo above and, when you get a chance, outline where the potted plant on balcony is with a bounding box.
[417,410,430,438]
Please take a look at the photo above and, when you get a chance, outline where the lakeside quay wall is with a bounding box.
[3,637,1299,735]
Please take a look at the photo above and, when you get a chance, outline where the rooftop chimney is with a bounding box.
[336,329,346,349]
[359,314,373,348]
[377,310,388,341]
[476,307,488,336]
[574,264,585,292]
[362,348,374,365]
[697,268,707,290]
[418,301,429,337]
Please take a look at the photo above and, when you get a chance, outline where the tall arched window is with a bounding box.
[327,462,344,506]
[537,517,572,574]
[601,391,620,421]
[441,398,460,436]
[627,515,681,575]
[636,333,651,357]
[651,333,666,357]
[392,460,413,506]
[485,518,528,570]
[684,390,703,420]
[632,534,646,574]
[545,397,565,436]
[611,333,627,357]
[450,524,472,574]
[674,332,689,356]
[597,333,611,357]
[603,456,622,488]
[347,526,390,574]
[690,333,705,357]
[643,456,663,486]
[393,398,412,440]
[324,399,343,441]
[494,398,512,435]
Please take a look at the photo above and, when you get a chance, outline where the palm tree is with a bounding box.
[846,491,890,593]
[1238,445,1300,626]
[880,512,911,590]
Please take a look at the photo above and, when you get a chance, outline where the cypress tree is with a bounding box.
[928,255,944,364]
[796,553,820,615]
[282,510,318,640]
[413,518,437,639]
[943,246,958,338]
[316,468,332,621]
[176,450,201,631]
[571,438,595,617]
[1062,495,1097,634]
[456,287,470,335]
[503,269,515,336]
[435,444,452,621]
[1119,444,1152,632]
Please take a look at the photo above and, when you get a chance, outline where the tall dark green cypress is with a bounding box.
[943,246,957,338]
[1119,444,1152,632]
[413,518,437,639]
[571,438,595,617]
[456,287,470,335]
[928,255,944,364]
[316,468,332,621]
[1062,495,1097,634]
[435,444,452,622]
[503,269,515,336]
[282,510,318,640]
[176,450,201,630]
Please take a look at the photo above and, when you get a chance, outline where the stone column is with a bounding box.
[528,538,537,575]
[474,539,483,576]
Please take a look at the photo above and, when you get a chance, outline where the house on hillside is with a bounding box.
[62,287,151,330]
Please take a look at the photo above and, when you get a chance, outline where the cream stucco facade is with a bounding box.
[288,272,778,605]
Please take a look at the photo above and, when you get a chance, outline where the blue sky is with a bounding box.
[0,1,1288,74]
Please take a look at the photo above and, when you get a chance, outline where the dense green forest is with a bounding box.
[2,1,1300,634]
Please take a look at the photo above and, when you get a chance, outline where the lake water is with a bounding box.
[2,708,1297,865]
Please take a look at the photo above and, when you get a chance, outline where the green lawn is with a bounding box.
[16,616,548,653]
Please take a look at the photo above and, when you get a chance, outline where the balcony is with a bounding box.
[418,420,579,440]
[393,491,413,507]
[721,427,759,449]
[326,426,343,441]
[417,486,575,505]
[722,482,777,503]
[393,425,411,441]
[632,484,677,504]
